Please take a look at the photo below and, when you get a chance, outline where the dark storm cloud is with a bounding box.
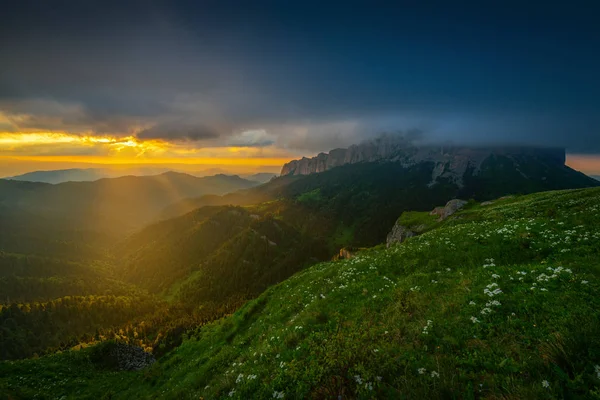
[1,0,599,152]
[137,122,221,141]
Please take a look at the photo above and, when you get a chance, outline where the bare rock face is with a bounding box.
[280,135,567,189]
[386,224,415,248]
[430,199,468,220]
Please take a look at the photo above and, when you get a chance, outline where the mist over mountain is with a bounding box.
[281,135,569,180]
[242,172,278,183]
[0,172,259,240]
[6,168,119,184]
[4,167,279,185]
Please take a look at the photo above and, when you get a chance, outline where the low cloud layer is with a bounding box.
[1,1,599,155]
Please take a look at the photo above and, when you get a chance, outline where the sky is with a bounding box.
[1,0,599,176]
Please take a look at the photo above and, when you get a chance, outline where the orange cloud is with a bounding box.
[0,132,294,169]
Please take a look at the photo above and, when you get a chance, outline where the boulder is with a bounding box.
[430,199,468,220]
[386,224,415,248]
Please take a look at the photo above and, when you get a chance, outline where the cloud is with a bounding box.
[227,130,275,147]
[0,99,146,135]
[136,122,221,142]
[0,1,598,155]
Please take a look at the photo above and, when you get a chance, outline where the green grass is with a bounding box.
[394,210,441,233]
[3,188,600,399]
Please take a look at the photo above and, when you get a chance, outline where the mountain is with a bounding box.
[280,136,567,181]
[160,145,598,250]
[5,168,112,184]
[116,205,328,296]
[242,172,278,183]
[0,173,260,253]
[3,167,182,184]
[4,187,600,398]
[1,137,597,377]
[592,175,600,181]
[157,174,301,220]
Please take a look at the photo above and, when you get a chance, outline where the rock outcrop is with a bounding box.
[386,224,415,248]
[387,199,467,247]
[430,199,468,220]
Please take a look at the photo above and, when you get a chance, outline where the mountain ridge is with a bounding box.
[0,172,260,243]
[280,136,568,184]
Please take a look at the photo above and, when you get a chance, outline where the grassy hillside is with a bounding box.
[3,187,600,399]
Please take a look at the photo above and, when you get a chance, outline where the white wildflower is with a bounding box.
[542,380,550,388]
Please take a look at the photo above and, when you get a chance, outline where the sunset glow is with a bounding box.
[566,154,600,175]
[0,131,295,175]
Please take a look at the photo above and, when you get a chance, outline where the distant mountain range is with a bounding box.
[5,168,278,185]
[4,168,176,184]
[592,175,600,181]
[0,172,260,244]
[242,172,278,183]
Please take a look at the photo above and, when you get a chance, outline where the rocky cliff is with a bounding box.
[280,136,567,187]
